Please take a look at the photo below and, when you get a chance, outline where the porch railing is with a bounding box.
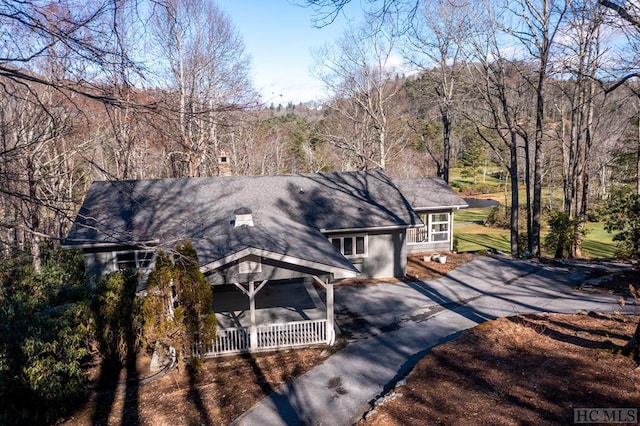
[192,327,250,357]
[407,226,429,244]
[193,318,329,357]
[257,319,327,350]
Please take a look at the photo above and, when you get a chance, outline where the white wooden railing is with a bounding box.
[407,226,429,244]
[257,319,327,350]
[194,319,329,357]
[192,327,250,356]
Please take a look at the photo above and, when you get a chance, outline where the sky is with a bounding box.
[219,1,363,105]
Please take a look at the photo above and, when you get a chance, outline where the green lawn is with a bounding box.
[454,208,490,224]
[453,207,618,259]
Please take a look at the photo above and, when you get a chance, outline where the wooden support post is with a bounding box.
[326,280,335,345]
[312,275,335,345]
[249,280,257,350]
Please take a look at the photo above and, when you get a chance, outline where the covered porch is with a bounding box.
[192,237,358,357]
[193,277,335,357]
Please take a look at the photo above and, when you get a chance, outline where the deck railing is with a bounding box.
[407,226,429,244]
[192,327,249,356]
[257,319,327,350]
[194,319,329,357]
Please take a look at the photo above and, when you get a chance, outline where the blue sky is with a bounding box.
[219,1,362,105]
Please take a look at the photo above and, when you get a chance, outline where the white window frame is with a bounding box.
[329,234,368,258]
[114,250,156,271]
[428,212,450,243]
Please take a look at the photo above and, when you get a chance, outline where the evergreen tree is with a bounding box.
[141,241,216,363]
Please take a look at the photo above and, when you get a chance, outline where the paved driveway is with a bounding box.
[233,256,633,426]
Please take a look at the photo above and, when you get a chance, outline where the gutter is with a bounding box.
[60,239,160,249]
[320,224,410,234]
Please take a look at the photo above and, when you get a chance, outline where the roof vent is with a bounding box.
[234,207,254,227]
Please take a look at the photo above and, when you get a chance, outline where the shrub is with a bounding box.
[544,211,581,259]
[464,183,500,195]
[601,189,640,258]
[485,205,528,232]
[0,246,92,425]
[518,233,529,256]
[92,269,142,366]
[485,205,509,228]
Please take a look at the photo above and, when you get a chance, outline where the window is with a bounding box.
[410,212,450,245]
[115,250,155,271]
[430,213,450,242]
[330,235,367,258]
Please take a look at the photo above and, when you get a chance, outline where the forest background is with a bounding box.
[2,0,640,264]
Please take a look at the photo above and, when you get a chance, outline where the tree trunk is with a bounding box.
[524,134,533,254]
[510,131,520,257]
[442,107,451,183]
[532,63,545,258]
[637,112,640,195]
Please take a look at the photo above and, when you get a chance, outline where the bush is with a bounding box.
[485,205,509,228]
[464,183,500,195]
[141,241,216,364]
[601,189,640,258]
[518,233,529,256]
[0,246,93,425]
[544,211,581,259]
[485,205,529,232]
[93,269,142,366]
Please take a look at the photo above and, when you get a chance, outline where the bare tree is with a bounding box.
[551,0,608,256]
[0,0,154,267]
[152,0,256,177]
[403,0,476,182]
[0,0,144,105]
[599,0,640,28]
[0,82,85,270]
[466,4,536,256]
[313,22,407,170]
[500,0,569,256]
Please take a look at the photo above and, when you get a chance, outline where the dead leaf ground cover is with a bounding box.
[62,344,342,425]
[361,312,640,426]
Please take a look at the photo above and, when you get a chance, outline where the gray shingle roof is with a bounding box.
[392,177,468,210]
[65,170,420,272]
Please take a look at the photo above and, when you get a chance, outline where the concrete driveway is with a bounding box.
[233,256,633,426]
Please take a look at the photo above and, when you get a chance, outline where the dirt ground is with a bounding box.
[62,344,342,425]
[61,254,640,425]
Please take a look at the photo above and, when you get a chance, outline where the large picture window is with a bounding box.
[330,235,367,258]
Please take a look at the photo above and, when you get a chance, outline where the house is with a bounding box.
[392,177,468,253]
[63,170,464,356]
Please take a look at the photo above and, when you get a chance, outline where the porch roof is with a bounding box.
[196,213,359,278]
